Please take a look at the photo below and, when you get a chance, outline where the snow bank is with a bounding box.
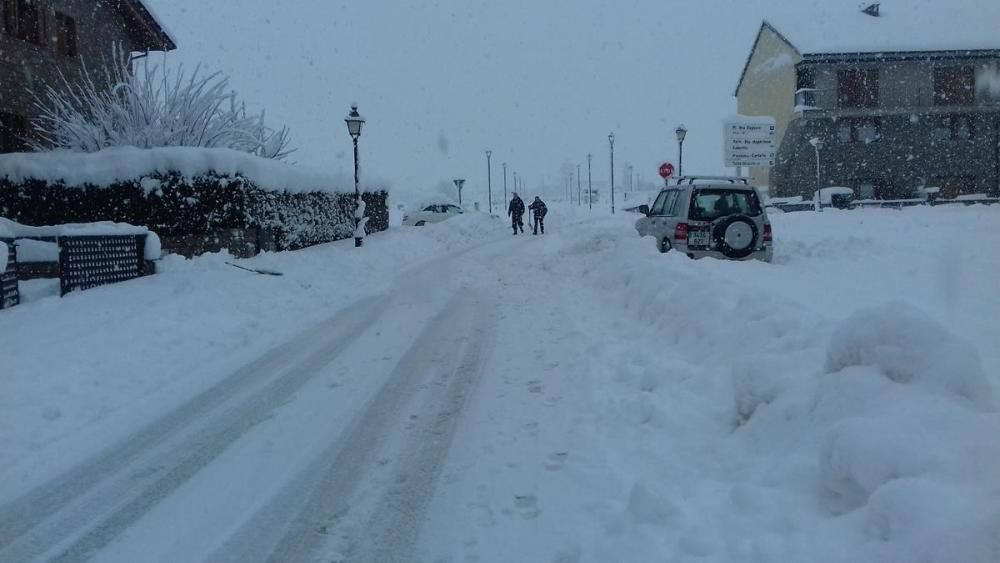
[0,146,388,195]
[825,302,994,410]
[534,204,1000,562]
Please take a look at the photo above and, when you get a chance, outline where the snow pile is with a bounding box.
[530,204,1000,562]
[824,303,993,410]
[814,305,999,557]
[0,146,388,195]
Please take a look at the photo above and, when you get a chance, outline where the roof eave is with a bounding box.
[801,48,1000,62]
[122,0,177,52]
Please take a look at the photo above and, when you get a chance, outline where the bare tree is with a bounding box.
[31,45,292,159]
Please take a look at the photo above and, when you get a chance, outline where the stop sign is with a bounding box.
[659,162,675,179]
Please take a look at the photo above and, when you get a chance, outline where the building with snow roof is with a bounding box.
[736,2,1000,199]
[1,0,175,153]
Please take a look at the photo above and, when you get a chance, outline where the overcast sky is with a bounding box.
[144,0,814,203]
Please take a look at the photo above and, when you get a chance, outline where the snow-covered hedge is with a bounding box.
[0,148,389,254]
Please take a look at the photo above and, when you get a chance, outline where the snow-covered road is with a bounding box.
[2,205,999,562]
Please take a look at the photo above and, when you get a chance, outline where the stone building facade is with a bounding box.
[0,0,174,153]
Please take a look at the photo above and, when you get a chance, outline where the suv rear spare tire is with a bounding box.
[712,215,759,259]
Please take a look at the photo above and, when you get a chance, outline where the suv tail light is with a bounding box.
[674,223,689,241]
[763,223,772,242]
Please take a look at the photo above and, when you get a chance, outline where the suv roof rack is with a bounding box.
[674,176,750,185]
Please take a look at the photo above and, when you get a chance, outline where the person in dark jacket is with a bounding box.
[508,192,525,234]
[528,196,547,235]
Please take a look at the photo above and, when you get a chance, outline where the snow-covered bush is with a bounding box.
[30,45,292,159]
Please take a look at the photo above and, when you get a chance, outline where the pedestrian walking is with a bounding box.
[528,196,548,235]
[508,192,525,235]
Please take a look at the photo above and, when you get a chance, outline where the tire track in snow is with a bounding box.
[351,289,496,563]
[0,295,390,563]
[206,289,497,563]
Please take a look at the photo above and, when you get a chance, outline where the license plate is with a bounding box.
[688,230,710,248]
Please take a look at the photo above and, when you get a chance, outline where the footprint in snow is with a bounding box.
[514,494,541,520]
[545,452,569,471]
[527,380,543,394]
[523,421,539,437]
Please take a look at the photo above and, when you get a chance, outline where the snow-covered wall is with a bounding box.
[0,147,388,195]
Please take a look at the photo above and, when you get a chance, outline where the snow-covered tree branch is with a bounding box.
[30,45,293,160]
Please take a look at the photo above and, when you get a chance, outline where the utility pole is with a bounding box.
[587,153,593,210]
[577,164,582,206]
[502,162,508,205]
[609,133,616,214]
[485,150,493,213]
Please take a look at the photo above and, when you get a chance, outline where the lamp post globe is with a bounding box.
[675,124,687,178]
[345,103,366,247]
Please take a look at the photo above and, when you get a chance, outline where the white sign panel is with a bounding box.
[724,118,776,168]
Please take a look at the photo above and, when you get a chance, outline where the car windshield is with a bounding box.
[688,189,762,221]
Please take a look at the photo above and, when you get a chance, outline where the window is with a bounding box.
[932,115,975,142]
[795,66,817,108]
[836,117,881,143]
[934,66,975,106]
[0,112,30,153]
[837,69,879,108]
[2,0,44,45]
[650,190,679,215]
[688,189,762,221]
[55,12,76,57]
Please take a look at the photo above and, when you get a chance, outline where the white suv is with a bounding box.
[635,177,773,262]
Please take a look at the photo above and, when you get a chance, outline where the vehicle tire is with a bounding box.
[415,220,426,227]
[658,237,672,254]
[712,215,759,259]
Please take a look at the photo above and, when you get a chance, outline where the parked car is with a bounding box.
[402,203,464,226]
[635,177,773,262]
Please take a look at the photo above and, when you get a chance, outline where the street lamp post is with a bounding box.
[454,178,466,206]
[810,137,824,212]
[345,103,366,248]
[675,124,688,178]
[485,150,493,213]
[502,162,508,206]
[587,153,593,210]
[576,164,582,206]
[609,133,616,214]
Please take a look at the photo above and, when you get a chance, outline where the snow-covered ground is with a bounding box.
[1,204,998,562]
